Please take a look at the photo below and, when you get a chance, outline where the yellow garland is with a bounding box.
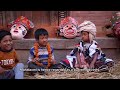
[34,42,52,68]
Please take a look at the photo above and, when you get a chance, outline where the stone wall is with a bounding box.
[13,38,120,64]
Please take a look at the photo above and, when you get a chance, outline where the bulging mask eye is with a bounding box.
[13,25,16,28]
[64,25,69,29]
[19,26,21,29]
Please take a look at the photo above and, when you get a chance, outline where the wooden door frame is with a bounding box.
[57,11,70,25]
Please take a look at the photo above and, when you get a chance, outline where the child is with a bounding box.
[0,30,24,79]
[76,20,114,71]
[60,20,114,72]
[27,28,56,74]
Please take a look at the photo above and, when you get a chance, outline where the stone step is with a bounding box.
[13,37,120,64]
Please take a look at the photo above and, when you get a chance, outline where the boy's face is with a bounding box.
[0,35,13,51]
[38,35,48,47]
[81,31,89,42]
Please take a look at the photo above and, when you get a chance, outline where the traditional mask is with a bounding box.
[8,16,34,40]
[59,17,79,38]
[10,23,27,39]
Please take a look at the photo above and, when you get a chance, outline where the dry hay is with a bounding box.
[24,60,120,79]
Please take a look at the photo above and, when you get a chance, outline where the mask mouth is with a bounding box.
[65,29,77,35]
[68,27,72,29]
[13,30,19,33]
[66,29,74,34]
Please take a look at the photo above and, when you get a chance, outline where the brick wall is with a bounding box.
[70,11,114,37]
[0,11,116,38]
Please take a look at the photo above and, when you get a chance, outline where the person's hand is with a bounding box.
[0,66,5,74]
[89,62,95,69]
[37,62,43,66]
[46,63,51,69]
[32,58,39,63]
[32,58,43,66]
[75,64,80,68]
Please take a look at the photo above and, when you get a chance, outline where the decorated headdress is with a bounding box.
[59,17,78,28]
[7,16,34,30]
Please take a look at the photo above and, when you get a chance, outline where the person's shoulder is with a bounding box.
[49,44,54,49]
[0,49,3,54]
[10,49,17,55]
[50,46,54,48]
[30,46,34,50]
[93,40,98,45]
[79,40,84,46]
[49,45,54,52]
[28,46,34,53]
[50,46,54,51]
[12,49,16,52]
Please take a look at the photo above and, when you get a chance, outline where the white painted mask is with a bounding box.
[10,23,27,39]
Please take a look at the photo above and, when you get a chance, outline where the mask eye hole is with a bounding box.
[13,25,16,28]
[19,26,21,29]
